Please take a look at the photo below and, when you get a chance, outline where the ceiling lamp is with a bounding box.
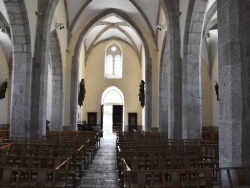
[55,23,65,30]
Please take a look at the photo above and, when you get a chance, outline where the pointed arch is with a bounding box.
[70,9,152,131]
[101,86,124,134]
[104,41,123,79]
[85,24,140,61]
[30,0,60,137]
[102,86,124,105]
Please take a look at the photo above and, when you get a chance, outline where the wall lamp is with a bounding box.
[156,24,166,31]
[55,23,65,30]
[35,11,43,16]
[206,31,211,39]
[0,27,7,34]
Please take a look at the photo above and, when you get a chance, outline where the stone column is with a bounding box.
[70,56,79,130]
[218,0,250,168]
[30,0,59,138]
[159,37,169,132]
[167,20,182,140]
[160,0,182,139]
[182,0,207,139]
[4,0,32,138]
[144,57,152,131]
[50,32,63,131]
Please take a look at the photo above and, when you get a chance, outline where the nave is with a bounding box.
[1,128,250,187]
[77,135,119,188]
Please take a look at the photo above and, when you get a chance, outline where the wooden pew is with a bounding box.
[121,166,250,188]
[0,130,100,187]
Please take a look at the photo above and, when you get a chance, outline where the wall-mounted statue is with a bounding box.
[138,80,145,108]
[0,79,8,99]
[215,81,219,101]
[78,79,86,107]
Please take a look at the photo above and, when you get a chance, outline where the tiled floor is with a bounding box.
[77,135,120,188]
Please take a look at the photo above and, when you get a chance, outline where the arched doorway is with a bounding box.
[101,86,124,135]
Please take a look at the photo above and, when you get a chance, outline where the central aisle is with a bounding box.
[77,134,120,188]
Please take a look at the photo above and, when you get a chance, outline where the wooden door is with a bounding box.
[88,112,97,127]
[113,105,123,133]
[128,113,137,131]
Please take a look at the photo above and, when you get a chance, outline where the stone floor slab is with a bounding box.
[77,135,120,188]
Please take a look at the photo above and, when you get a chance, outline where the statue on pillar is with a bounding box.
[138,80,145,108]
[78,79,86,107]
[215,81,219,101]
[0,79,8,99]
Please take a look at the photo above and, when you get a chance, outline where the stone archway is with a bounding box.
[30,0,59,138]
[48,30,63,131]
[69,9,152,131]
[3,0,32,137]
[101,86,124,135]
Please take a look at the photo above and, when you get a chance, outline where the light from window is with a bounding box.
[114,55,121,75]
[105,44,122,79]
[111,46,116,52]
[106,55,113,75]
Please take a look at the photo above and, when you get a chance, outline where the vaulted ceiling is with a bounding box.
[65,0,160,56]
[0,0,162,61]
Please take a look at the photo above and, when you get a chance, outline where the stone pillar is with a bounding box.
[70,56,79,130]
[144,57,152,131]
[4,0,32,138]
[168,22,182,140]
[30,0,59,138]
[218,0,250,168]
[160,0,182,138]
[50,32,63,131]
[159,39,169,132]
[182,0,207,139]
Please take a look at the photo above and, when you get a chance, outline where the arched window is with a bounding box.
[105,43,122,78]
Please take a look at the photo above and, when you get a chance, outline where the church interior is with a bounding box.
[1,0,250,187]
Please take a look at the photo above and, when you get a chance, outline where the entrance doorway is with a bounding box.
[101,86,124,135]
[113,105,123,133]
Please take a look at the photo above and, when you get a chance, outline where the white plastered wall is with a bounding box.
[84,41,142,127]
[200,31,218,128]
[78,44,86,122]
[0,0,9,23]
[201,37,213,128]
[46,62,52,121]
[24,0,38,56]
[0,2,11,126]
[179,0,190,58]
[208,30,218,127]
[0,44,10,125]
[200,0,218,128]
[141,47,145,128]
[50,0,68,127]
